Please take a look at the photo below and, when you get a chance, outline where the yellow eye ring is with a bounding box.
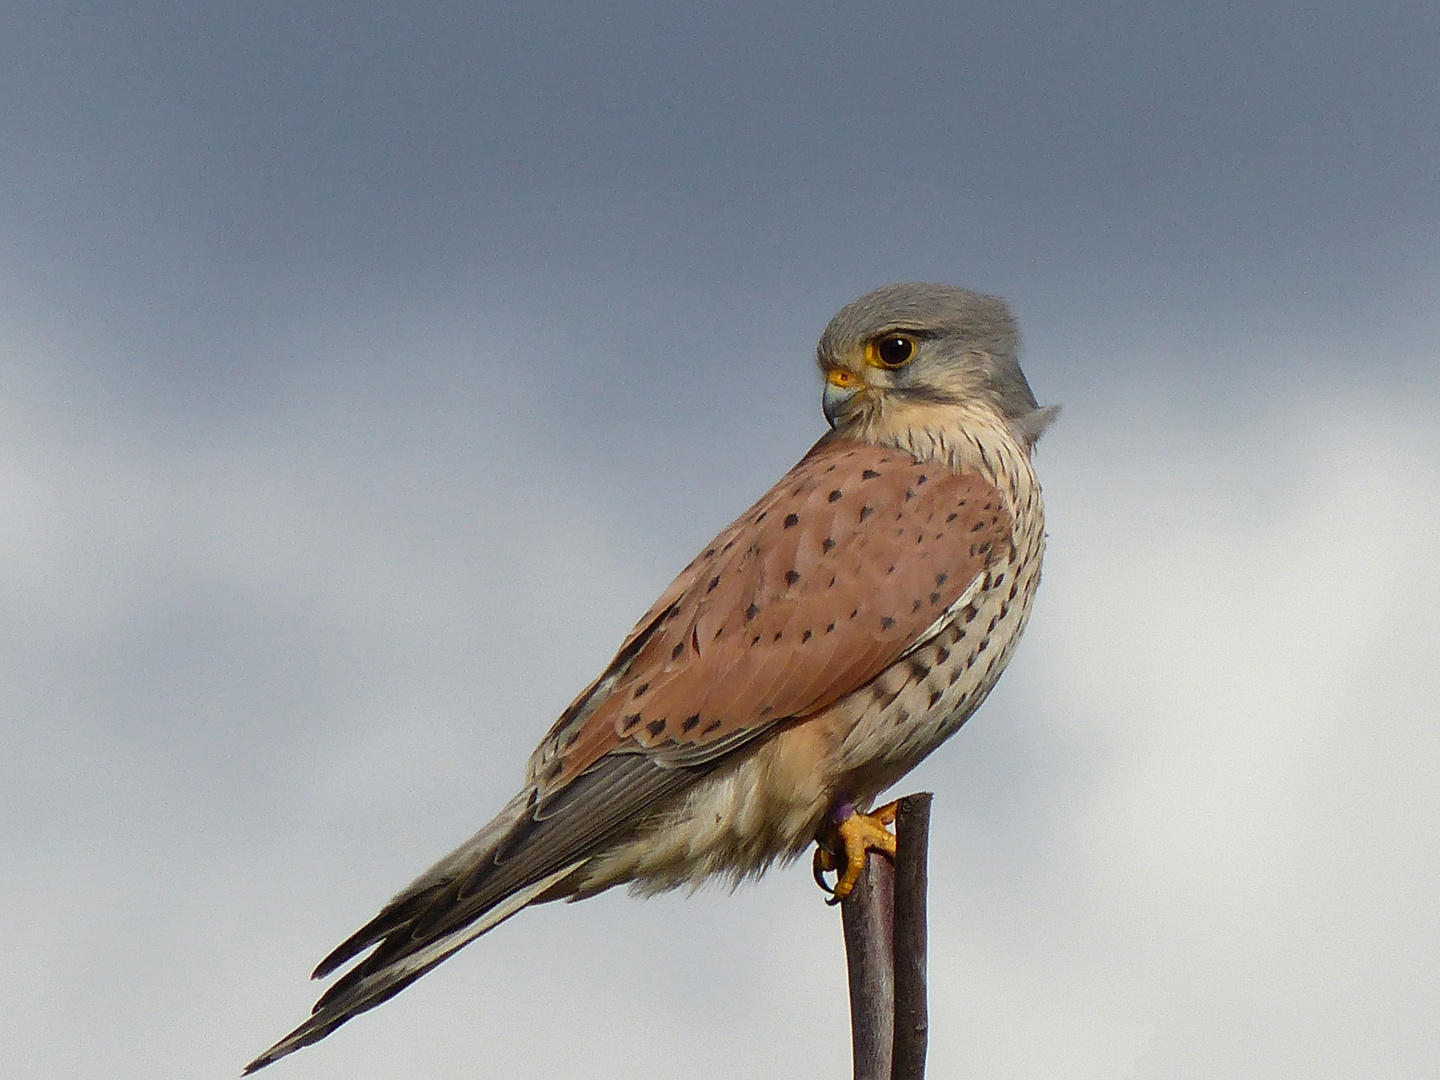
[865,333,917,368]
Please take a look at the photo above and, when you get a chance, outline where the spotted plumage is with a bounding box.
[246,282,1057,1074]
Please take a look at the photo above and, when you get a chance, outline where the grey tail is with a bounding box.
[244,748,708,1073]
[242,790,553,1074]
[244,737,716,1075]
[242,857,581,1073]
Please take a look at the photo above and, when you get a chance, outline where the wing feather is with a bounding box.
[537,434,1012,787]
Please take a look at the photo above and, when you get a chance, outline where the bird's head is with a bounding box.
[816,283,1058,449]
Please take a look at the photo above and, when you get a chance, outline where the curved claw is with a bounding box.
[811,800,899,904]
[812,845,837,894]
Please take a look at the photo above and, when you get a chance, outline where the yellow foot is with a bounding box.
[812,800,899,904]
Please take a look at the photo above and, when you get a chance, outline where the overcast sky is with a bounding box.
[3,3,1438,1078]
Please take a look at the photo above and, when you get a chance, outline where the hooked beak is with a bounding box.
[822,368,864,428]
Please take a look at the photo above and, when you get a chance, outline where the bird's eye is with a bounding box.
[870,334,916,368]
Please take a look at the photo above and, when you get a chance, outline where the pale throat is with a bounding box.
[838,396,1038,510]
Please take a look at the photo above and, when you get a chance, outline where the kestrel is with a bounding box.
[246,283,1056,1073]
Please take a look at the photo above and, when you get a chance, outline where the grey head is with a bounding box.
[817,282,1058,447]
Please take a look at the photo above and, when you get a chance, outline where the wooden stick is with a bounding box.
[839,792,933,1080]
[841,847,894,1080]
[891,793,932,1080]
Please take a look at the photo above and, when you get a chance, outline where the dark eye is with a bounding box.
[874,334,916,367]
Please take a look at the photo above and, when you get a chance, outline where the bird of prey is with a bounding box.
[246,282,1057,1073]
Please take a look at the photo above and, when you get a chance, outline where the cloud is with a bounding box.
[2,2,1436,1071]
[3,288,1436,1079]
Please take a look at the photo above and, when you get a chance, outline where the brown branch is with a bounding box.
[841,848,894,1080]
[891,793,932,1080]
[839,792,933,1080]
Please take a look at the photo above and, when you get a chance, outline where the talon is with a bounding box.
[812,799,900,903]
[812,846,837,893]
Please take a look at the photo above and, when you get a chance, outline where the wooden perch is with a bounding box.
[891,794,932,1080]
[840,792,933,1080]
[841,842,894,1080]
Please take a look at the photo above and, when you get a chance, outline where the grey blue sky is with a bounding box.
[3,3,1437,1078]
